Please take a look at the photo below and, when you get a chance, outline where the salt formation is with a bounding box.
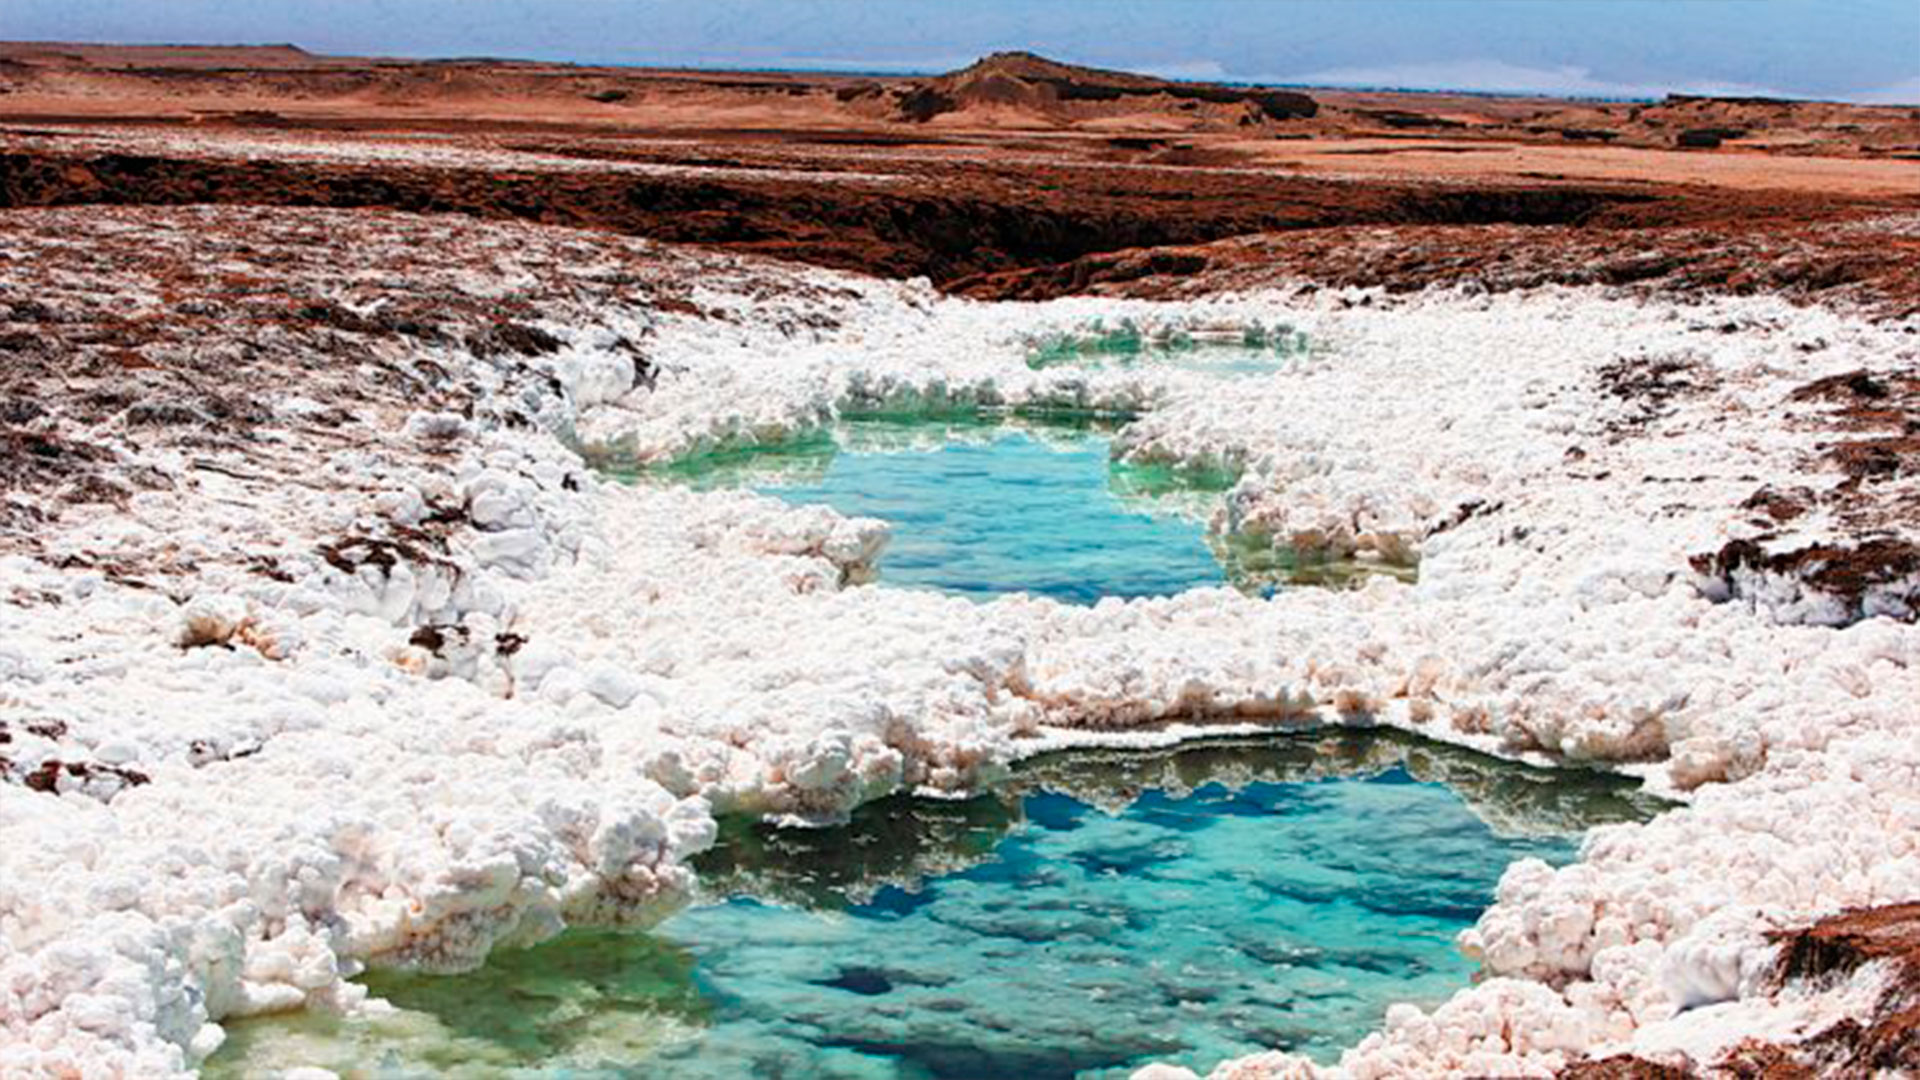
[1,206,1917,1077]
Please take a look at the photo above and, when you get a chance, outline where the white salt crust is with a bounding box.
[2,226,1918,1078]
[0,127,906,187]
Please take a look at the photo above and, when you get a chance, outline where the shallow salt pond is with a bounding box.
[638,415,1397,602]
[209,734,1661,1079]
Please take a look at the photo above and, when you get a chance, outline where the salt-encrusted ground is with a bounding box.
[1,206,1916,1077]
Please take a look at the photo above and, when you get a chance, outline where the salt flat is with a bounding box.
[2,205,1917,1076]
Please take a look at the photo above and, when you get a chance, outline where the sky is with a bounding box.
[4,0,1917,104]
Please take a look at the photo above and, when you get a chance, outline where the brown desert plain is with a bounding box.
[1,44,1917,307]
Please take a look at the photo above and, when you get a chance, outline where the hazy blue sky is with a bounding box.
[5,0,1917,103]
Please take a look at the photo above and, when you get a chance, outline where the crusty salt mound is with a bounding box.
[1,205,1916,1077]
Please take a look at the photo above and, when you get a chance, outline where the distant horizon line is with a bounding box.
[5,37,1910,107]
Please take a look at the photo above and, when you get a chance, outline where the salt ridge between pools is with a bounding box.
[2,221,1918,1078]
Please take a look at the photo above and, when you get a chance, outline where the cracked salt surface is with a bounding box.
[207,734,1658,1078]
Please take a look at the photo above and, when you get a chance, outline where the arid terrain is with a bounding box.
[2,44,1917,307]
[3,42,1919,1080]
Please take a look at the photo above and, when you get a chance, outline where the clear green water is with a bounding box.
[648,417,1242,605]
[641,415,1410,602]
[209,734,1660,1079]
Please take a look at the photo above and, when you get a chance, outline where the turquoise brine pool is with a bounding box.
[652,417,1239,604]
[208,734,1660,1079]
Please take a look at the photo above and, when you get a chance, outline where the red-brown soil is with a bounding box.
[1747,904,1920,1073]
[0,142,1719,287]
[2,45,1913,314]
[950,215,1920,316]
[3,44,1914,156]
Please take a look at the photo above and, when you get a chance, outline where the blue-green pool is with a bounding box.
[638,415,1413,602]
[208,734,1659,1078]
[644,417,1245,604]
[763,425,1230,605]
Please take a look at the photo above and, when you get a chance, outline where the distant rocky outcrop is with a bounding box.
[880,51,1317,126]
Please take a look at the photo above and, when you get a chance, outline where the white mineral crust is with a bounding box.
[2,212,1916,1077]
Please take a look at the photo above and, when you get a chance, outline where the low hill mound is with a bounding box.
[887,51,1317,128]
